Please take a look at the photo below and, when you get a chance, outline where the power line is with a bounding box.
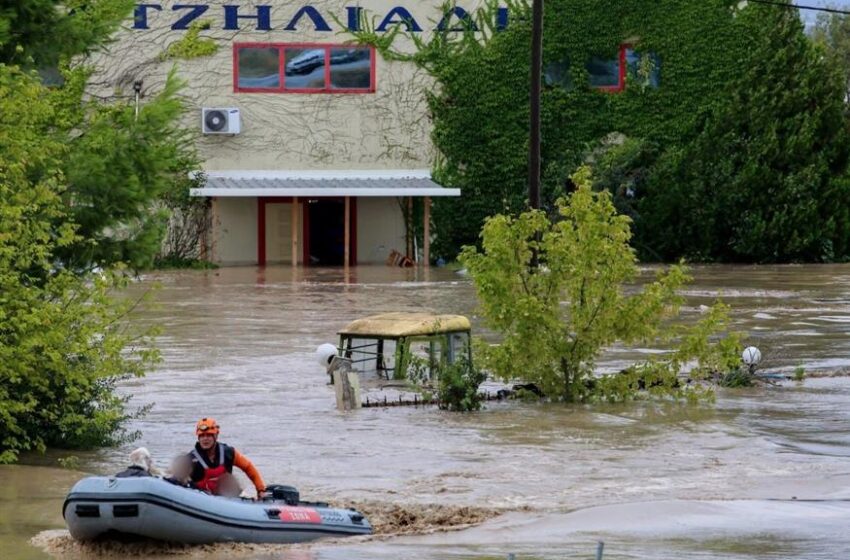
[747,0,850,16]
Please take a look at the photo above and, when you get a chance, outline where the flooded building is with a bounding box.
[89,1,487,265]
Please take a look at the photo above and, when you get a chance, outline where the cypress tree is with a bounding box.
[641,4,850,262]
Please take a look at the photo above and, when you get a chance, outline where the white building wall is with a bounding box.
[84,0,493,171]
[87,1,476,265]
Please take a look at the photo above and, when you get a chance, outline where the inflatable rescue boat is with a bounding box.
[63,476,371,544]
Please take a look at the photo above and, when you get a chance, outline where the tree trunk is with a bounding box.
[561,357,575,402]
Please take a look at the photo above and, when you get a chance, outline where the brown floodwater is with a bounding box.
[4,264,850,559]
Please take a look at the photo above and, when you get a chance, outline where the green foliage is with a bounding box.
[159,20,218,61]
[459,167,740,402]
[793,365,806,382]
[513,387,543,402]
[356,0,769,259]
[152,256,218,270]
[55,66,199,270]
[405,353,432,386]
[640,5,850,262]
[812,10,850,101]
[405,348,486,411]
[0,0,133,67]
[437,355,487,412]
[0,0,191,462]
[719,368,753,388]
[12,2,203,273]
[0,65,161,463]
[585,134,659,241]
[57,455,81,470]
[155,167,211,266]
[355,0,850,263]
[0,2,201,274]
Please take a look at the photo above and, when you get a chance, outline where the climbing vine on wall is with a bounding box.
[355,0,850,262]
[160,19,218,61]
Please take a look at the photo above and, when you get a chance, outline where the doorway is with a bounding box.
[305,199,356,265]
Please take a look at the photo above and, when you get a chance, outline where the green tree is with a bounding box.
[812,10,850,102]
[56,67,198,270]
[640,4,850,262]
[0,64,159,463]
[0,0,133,67]
[584,134,659,241]
[459,168,739,402]
[155,166,218,268]
[437,355,486,412]
[2,1,200,271]
[0,0,192,462]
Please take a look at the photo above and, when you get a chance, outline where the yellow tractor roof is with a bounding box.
[339,312,471,338]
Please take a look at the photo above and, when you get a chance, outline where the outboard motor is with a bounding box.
[265,484,300,506]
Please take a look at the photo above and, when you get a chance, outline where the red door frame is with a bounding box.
[257,196,357,266]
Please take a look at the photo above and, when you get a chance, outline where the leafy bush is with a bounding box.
[405,352,486,411]
[459,167,740,403]
[437,356,487,412]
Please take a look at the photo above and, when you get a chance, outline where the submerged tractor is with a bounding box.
[317,312,473,408]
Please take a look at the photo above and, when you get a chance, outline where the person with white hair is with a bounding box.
[115,447,160,478]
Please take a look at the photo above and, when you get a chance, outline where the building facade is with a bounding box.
[88,1,496,265]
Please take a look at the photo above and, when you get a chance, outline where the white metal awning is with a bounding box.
[190,170,461,198]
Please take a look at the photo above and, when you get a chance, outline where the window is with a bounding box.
[284,47,326,90]
[586,50,626,92]
[329,48,372,90]
[234,43,375,93]
[237,47,280,89]
[545,46,661,94]
[625,48,661,89]
[544,60,574,91]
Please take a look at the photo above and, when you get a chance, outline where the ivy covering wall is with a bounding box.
[398,0,850,262]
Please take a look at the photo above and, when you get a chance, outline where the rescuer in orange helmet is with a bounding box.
[188,417,266,499]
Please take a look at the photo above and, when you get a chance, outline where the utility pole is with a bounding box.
[529,0,544,210]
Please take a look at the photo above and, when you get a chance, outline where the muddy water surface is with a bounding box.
[4,264,850,559]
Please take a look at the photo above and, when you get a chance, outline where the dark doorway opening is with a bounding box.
[307,200,345,265]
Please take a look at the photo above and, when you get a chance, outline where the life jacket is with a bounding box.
[190,443,234,494]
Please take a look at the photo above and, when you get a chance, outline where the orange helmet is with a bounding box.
[195,417,220,436]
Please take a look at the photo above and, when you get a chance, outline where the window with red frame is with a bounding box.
[544,44,660,93]
[234,44,375,93]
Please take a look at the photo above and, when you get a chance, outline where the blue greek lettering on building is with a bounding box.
[132,4,510,32]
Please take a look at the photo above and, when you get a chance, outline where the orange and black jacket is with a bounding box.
[188,442,266,493]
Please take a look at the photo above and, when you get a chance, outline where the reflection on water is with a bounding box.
[7,264,850,559]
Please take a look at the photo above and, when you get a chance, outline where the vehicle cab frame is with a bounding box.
[337,313,472,382]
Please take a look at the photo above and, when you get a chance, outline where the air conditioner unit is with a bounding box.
[201,108,241,135]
